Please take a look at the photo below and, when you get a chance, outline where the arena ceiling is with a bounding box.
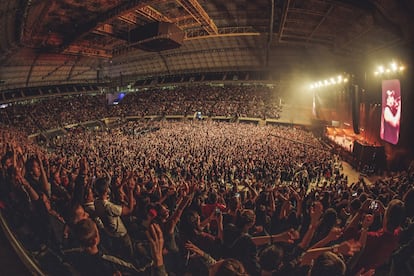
[0,0,413,89]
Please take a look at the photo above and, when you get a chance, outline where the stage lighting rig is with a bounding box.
[374,61,405,77]
[309,74,349,90]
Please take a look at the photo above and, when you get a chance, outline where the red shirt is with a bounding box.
[354,227,401,272]
[202,203,226,219]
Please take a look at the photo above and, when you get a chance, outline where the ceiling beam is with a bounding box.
[69,67,94,80]
[26,54,40,87]
[118,13,138,25]
[176,0,218,35]
[92,24,115,36]
[114,46,263,62]
[306,5,335,43]
[112,26,261,54]
[266,0,276,67]
[63,44,112,58]
[288,8,326,17]
[67,56,82,81]
[17,0,33,43]
[158,52,171,74]
[278,38,335,51]
[20,1,51,45]
[135,5,173,23]
[41,59,70,80]
[336,25,374,50]
[278,0,291,42]
[281,34,334,45]
[282,28,334,40]
[172,15,194,23]
[185,26,261,40]
[365,37,403,56]
[177,19,201,29]
[367,0,408,39]
[60,0,165,50]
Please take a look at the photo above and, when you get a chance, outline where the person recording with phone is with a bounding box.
[344,199,405,274]
[200,191,227,236]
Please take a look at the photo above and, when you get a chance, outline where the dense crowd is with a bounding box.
[0,85,281,134]
[111,86,281,119]
[1,120,414,276]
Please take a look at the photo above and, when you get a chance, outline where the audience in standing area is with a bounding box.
[0,85,413,275]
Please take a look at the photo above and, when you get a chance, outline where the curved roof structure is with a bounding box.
[0,0,413,89]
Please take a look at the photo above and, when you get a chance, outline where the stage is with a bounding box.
[325,126,386,173]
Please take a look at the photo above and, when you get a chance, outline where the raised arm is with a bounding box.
[300,239,361,266]
[359,214,374,249]
[121,178,137,216]
[268,188,276,213]
[37,151,51,197]
[245,180,258,200]
[310,227,343,249]
[298,201,323,250]
[146,223,167,276]
[291,188,303,218]
[166,194,192,234]
[251,228,299,246]
[343,199,371,234]
[17,170,39,201]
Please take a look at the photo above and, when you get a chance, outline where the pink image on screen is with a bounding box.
[380,79,401,145]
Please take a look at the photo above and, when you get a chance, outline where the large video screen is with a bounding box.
[380,79,401,145]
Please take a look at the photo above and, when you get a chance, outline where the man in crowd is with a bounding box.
[94,176,136,259]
